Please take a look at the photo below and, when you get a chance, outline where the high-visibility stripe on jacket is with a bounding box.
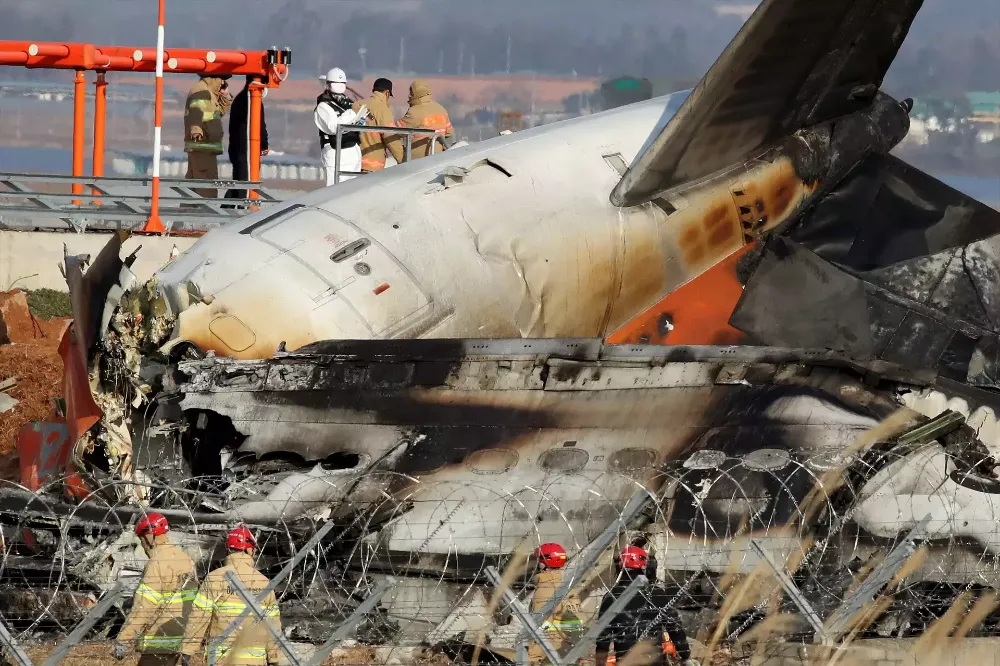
[117,539,199,656]
[527,569,585,666]
[396,94,454,161]
[185,78,231,155]
[354,91,403,171]
[181,552,287,666]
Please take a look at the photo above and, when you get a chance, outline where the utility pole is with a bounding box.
[470,52,476,77]
[398,36,405,73]
[506,35,511,74]
[458,41,465,75]
[437,49,444,74]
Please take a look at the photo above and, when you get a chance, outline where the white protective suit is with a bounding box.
[315,102,363,185]
[314,68,364,185]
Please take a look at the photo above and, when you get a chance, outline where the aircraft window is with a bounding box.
[239,203,304,235]
[331,238,371,263]
[467,448,519,475]
[539,448,589,472]
[608,447,657,472]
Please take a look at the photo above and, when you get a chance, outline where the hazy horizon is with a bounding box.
[1,0,997,96]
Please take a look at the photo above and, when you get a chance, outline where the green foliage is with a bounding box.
[25,289,72,320]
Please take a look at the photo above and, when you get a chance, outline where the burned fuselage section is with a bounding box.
[93,339,1000,641]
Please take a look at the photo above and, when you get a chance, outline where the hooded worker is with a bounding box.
[182,526,288,666]
[114,513,199,666]
[353,77,404,172]
[396,80,454,161]
[184,74,233,198]
[314,67,368,185]
[527,543,583,666]
[595,546,697,666]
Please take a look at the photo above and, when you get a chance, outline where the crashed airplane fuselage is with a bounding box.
[39,0,1000,647]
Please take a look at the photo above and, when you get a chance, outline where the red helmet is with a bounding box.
[135,512,169,538]
[226,526,257,553]
[620,545,648,570]
[536,543,567,569]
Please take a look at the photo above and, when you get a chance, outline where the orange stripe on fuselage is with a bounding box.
[606,245,751,346]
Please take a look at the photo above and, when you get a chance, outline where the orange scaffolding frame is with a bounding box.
[0,40,290,232]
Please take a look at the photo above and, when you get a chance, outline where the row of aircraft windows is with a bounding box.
[463,446,658,475]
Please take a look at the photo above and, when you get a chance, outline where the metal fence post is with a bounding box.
[749,540,828,643]
[41,583,125,666]
[0,618,35,666]
[405,134,413,163]
[334,126,343,185]
[303,577,396,666]
[515,640,529,666]
[224,572,304,666]
[484,566,564,666]
[822,514,931,643]
[562,574,647,665]
[208,521,335,666]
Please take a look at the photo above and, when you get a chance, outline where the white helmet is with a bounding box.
[324,67,347,94]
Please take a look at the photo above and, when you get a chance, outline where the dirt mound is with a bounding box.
[0,290,70,459]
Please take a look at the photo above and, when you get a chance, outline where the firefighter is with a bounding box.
[396,80,454,161]
[528,543,583,666]
[595,546,698,666]
[184,74,233,199]
[314,67,368,185]
[114,512,198,666]
[354,77,404,173]
[181,526,288,666]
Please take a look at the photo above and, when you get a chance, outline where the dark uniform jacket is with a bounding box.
[228,86,269,180]
[596,572,691,664]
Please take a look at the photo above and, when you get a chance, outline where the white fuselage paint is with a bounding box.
[154,93,699,359]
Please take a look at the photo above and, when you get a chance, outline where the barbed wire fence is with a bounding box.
[0,431,998,666]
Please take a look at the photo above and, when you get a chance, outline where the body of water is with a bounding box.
[0,144,995,205]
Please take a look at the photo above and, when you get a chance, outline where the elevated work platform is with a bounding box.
[0,173,289,233]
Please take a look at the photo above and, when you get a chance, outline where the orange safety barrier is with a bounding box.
[0,39,290,232]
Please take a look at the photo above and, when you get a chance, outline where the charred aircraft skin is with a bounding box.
[32,0,1000,650]
[137,340,1000,640]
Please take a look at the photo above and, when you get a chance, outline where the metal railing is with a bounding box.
[0,172,285,233]
[331,124,444,185]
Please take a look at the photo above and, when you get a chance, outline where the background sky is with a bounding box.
[2,0,998,95]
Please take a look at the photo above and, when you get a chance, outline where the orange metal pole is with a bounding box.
[71,69,85,203]
[28,44,70,58]
[167,56,206,72]
[142,0,166,233]
[249,82,262,207]
[92,71,107,204]
[206,51,247,66]
[0,52,29,65]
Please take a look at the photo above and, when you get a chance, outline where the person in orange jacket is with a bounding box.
[114,513,198,666]
[181,526,288,666]
[528,543,584,666]
[396,80,454,161]
[354,78,404,172]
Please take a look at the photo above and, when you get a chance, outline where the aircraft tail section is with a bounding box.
[611,0,924,207]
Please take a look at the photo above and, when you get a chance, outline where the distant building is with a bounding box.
[905,91,1000,145]
[968,91,1000,123]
